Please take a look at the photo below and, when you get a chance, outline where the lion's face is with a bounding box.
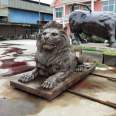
[37,21,69,52]
[40,28,65,50]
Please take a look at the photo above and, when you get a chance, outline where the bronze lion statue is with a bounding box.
[19,21,83,89]
[69,10,116,48]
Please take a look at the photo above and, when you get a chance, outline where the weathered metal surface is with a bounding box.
[10,64,95,100]
[69,75,116,108]
[69,10,116,47]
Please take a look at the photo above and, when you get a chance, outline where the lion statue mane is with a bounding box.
[19,21,82,89]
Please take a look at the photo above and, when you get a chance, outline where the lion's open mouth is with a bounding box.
[42,44,56,50]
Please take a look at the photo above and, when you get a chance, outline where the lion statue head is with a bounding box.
[37,21,70,52]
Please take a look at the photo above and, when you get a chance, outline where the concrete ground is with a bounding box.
[0,76,116,116]
[0,40,116,116]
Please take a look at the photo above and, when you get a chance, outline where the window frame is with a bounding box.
[102,0,116,13]
[55,7,63,18]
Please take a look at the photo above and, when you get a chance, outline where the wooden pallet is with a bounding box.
[10,64,95,100]
[69,74,116,109]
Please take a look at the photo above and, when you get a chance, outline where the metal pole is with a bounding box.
[91,0,94,12]
[38,0,40,33]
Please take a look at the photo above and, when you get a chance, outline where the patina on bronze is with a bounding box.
[10,64,95,100]
[69,7,116,48]
[10,21,95,100]
[18,21,84,89]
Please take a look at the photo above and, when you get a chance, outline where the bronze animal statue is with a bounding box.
[19,21,83,89]
[69,10,116,48]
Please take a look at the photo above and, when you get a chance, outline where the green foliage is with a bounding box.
[71,45,116,56]
[80,45,100,52]
[103,49,116,56]
[95,62,108,68]
[80,33,105,43]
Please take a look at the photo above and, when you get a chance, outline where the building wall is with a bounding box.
[102,0,116,13]
[0,0,52,14]
[53,0,104,36]
[41,13,53,22]
[8,8,53,24]
[0,8,9,16]
[9,9,39,24]
[0,25,35,38]
[0,0,53,24]
[54,0,62,7]
[65,5,71,15]
[0,0,53,40]
[0,0,9,7]
[0,8,53,39]
[53,0,103,23]
[94,0,102,11]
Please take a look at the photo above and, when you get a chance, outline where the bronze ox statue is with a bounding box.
[69,8,116,48]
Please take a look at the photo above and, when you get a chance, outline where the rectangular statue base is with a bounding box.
[10,64,95,100]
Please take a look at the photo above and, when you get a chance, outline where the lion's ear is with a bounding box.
[63,26,68,34]
[36,32,42,39]
[63,26,67,32]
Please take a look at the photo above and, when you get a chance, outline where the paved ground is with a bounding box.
[0,40,116,116]
[0,75,116,116]
[0,40,36,76]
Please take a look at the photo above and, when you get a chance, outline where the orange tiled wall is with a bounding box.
[54,0,62,7]
[94,0,102,11]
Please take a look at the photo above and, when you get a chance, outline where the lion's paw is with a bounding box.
[41,78,57,89]
[76,64,85,72]
[18,74,35,83]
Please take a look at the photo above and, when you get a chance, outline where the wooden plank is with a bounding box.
[10,64,95,100]
[93,69,116,80]
[69,75,116,109]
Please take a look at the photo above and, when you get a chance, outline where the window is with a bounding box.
[55,7,63,18]
[83,3,91,11]
[103,1,108,5]
[73,5,81,11]
[102,0,116,13]
[110,0,115,4]
[72,3,91,11]
[109,5,114,11]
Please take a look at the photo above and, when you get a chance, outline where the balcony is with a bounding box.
[0,0,52,14]
[0,9,8,16]
[62,0,92,4]
[0,0,8,8]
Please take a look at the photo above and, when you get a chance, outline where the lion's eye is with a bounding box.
[43,32,47,35]
[52,32,58,36]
